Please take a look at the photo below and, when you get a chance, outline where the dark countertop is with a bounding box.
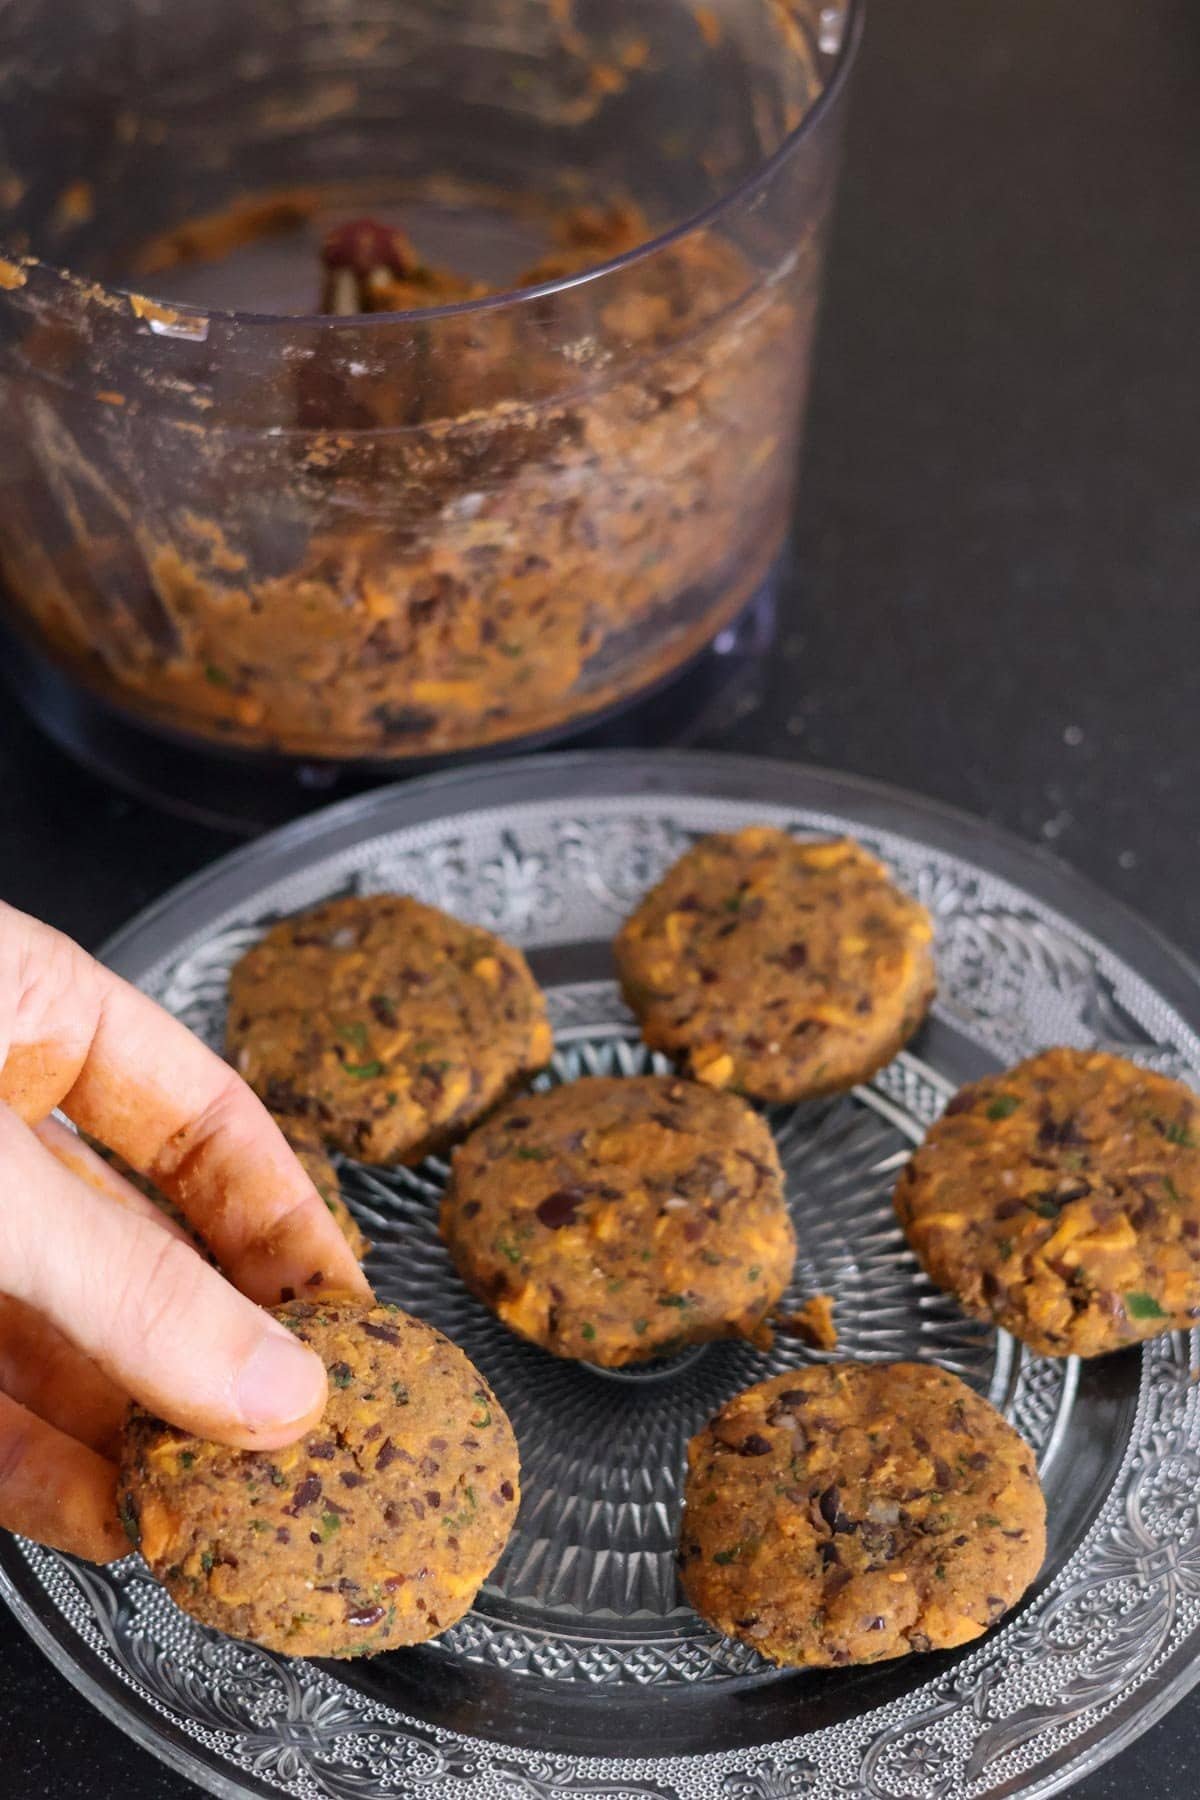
[1,0,1198,1792]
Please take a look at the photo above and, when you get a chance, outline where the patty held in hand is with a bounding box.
[441,1076,795,1366]
[119,1300,519,1658]
[615,828,935,1101]
[679,1362,1044,1668]
[896,1047,1200,1357]
[227,895,552,1165]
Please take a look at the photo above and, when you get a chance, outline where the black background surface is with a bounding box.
[1,0,1198,1792]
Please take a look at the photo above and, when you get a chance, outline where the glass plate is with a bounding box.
[3,750,1199,1800]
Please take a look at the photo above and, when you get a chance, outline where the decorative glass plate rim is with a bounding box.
[96,752,1200,1021]
[1,749,1198,1800]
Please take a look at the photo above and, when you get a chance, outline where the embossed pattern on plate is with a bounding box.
[2,752,1198,1800]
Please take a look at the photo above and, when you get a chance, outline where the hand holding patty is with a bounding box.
[0,901,372,1564]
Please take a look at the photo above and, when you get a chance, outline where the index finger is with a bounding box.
[0,902,371,1307]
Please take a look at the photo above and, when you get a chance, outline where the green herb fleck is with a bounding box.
[515,1145,549,1162]
[118,1496,138,1544]
[997,1237,1013,1261]
[470,1392,492,1428]
[1029,1198,1060,1219]
[634,1318,648,1334]
[330,1363,354,1388]
[392,1381,410,1404]
[204,663,231,687]
[500,641,524,658]
[722,894,743,915]
[495,1238,522,1265]
[250,1518,270,1534]
[320,1511,341,1540]
[1164,1176,1183,1205]
[444,1486,479,1534]
[659,1293,688,1308]
[1125,1290,1167,1320]
[268,1465,285,1487]
[935,1563,946,1581]
[713,1548,739,1566]
[747,1265,761,1281]
[343,1059,385,1080]
[179,1451,195,1469]
[1161,1119,1198,1149]
[580,1322,597,1342]
[200,1551,214,1573]
[987,1095,1021,1120]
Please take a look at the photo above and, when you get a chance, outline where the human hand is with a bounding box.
[0,901,372,1563]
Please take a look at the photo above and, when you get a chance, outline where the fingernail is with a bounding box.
[236,1332,325,1432]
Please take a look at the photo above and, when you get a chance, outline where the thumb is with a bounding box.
[0,1103,328,1449]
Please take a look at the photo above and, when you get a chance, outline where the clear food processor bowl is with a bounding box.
[0,0,861,799]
